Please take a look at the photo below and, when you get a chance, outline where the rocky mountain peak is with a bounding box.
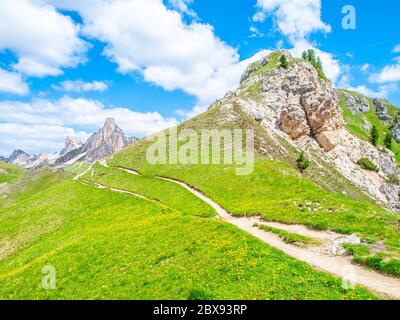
[239,51,344,152]
[7,149,32,166]
[214,50,400,211]
[60,136,82,156]
[374,98,392,123]
[84,118,129,162]
[104,117,117,129]
[341,91,370,115]
[55,118,130,165]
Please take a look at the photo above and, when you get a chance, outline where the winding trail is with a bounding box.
[88,163,400,299]
[93,181,153,201]
[73,165,92,181]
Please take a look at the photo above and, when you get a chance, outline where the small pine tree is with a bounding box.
[296,152,310,173]
[384,132,393,150]
[370,125,379,146]
[280,55,289,69]
[302,49,327,80]
[307,49,317,65]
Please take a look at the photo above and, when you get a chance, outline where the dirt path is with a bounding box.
[157,176,400,299]
[73,165,92,181]
[93,181,152,201]
[92,164,400,299]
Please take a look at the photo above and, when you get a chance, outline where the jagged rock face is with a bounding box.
[240,57,269,84]
[254,56,344,151]
[220,50,400,212]
[7,150,32,166]
[60,136,82,156]
[392,122,400,144]
[327,129,400,206]
[342,91,370,115]
[84,118,129,162]
[374,99,392,123]
[9,119,133,168]
[26,153,58,168]
[56,118,130,165]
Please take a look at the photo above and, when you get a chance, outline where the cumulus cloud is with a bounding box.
[52,80,108,92]
[47,0,242,106]
[176,49,272,119]
[0,96,177,155]
[253,0,331,41]
[0,123,89,156]
[370,62,400,84]
[345,84,398,99]
[0,68,29,95]
[0,0,88,77]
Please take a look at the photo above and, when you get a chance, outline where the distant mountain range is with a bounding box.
[1,118,138,168]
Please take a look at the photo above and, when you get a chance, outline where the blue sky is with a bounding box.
[0,0,399,156]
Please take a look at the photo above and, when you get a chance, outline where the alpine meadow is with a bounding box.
[0,0,400,304]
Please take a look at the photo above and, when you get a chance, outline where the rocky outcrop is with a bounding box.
[326,129,400,206]
[249,52,344,151]
[6,119,131,168]
[322,234,361,256]
[26,153,59,168]
[392,122,400,144]
[218,50,400,212]
[342,91,370,115]
[374,99,392,123]
[60,136,82,156]
[6,150,59,168]
[56,118,130,165]
[7,150,32,166]
[83,118,129,162]
[240,56,270,84]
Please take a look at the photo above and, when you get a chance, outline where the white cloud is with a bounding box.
[0,0,88,77]
[176,49,272,119]
[0,123,88,156]
[251,1,342,86]
[47,0,242,106]
[0,68,29,95]
[253,0,331,41]
[53,80,108,92]
[289,39,341,84]
[252,11,266,22]
[345,84,398,99]
[370,62,400,84]
[0,96,177,155]
[393,44,400,53]
[249,26,264,38]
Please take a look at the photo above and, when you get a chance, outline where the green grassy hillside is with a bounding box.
[1,62,399,298]
[0,168,375,299]
[85,163,215,218]
[0,161,25,184]
[108,104,400,277]
[0,167,69,209]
